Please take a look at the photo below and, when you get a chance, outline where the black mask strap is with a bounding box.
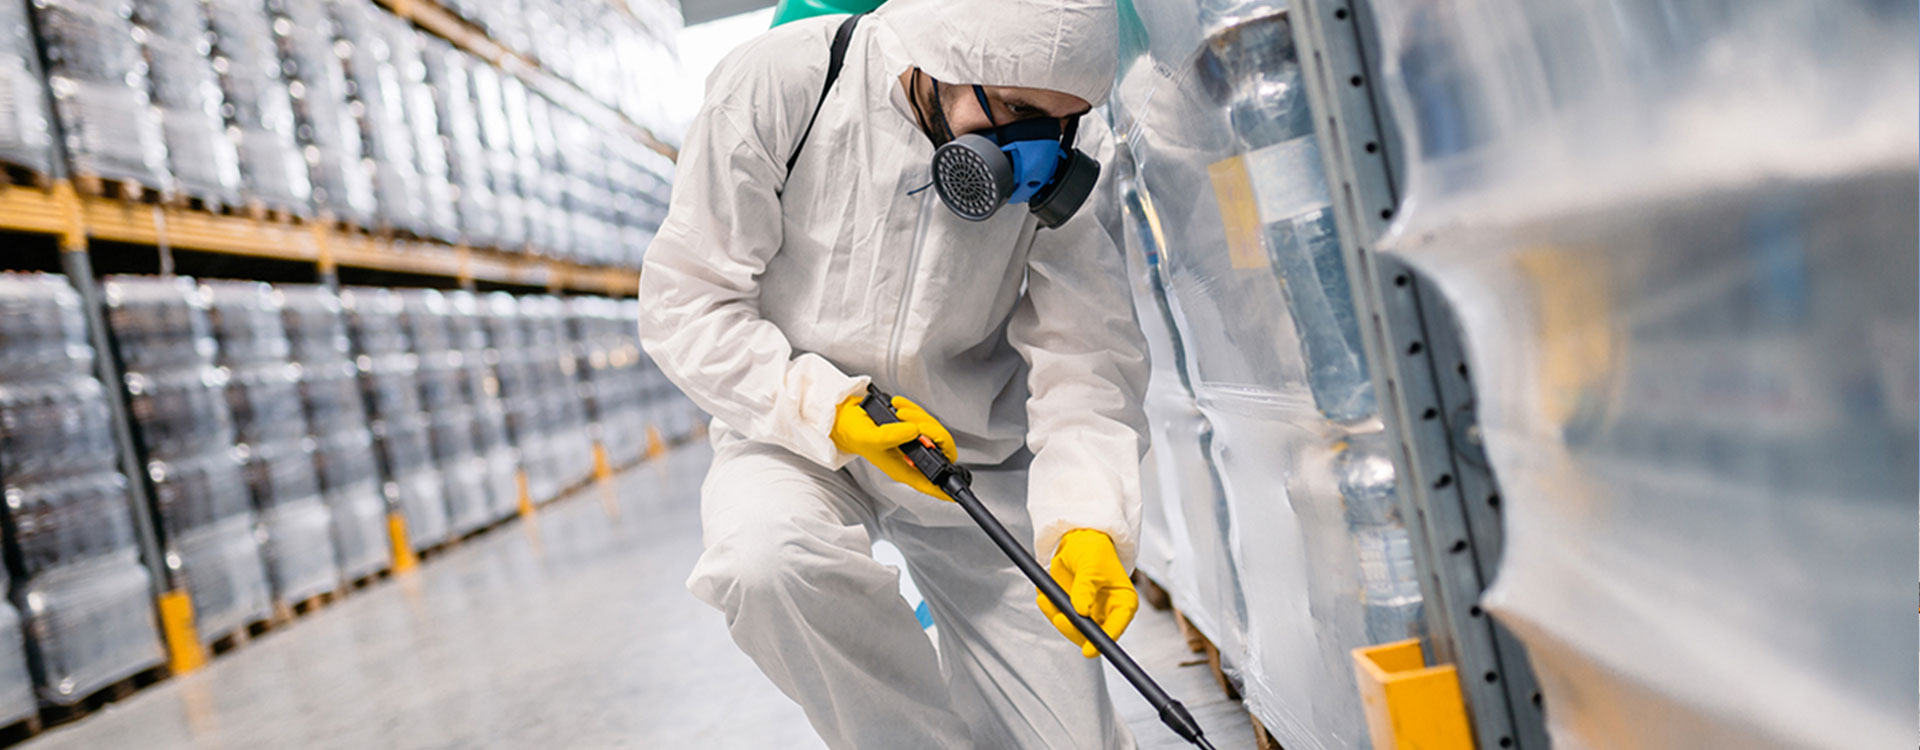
[1061,114,1080,149]
[912,70,956,146]
[971,84,1006,141]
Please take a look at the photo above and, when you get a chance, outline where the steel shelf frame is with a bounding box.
[1284,1,1551,748]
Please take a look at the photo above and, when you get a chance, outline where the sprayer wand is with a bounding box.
[858,386,1216,750]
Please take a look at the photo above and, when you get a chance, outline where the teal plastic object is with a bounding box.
[770,0,884,27]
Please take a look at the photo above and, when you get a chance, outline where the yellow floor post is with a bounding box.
[645,426,666,459]
[1352,639,1473,750]
[592,441,614,482]
[156,589,207,674]
[515,469,535,517]
[387,512,418,573]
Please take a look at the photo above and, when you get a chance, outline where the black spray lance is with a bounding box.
[858,385,1216,750]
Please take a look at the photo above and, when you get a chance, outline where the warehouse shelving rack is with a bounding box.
[373,0,679,160]
[0,182,640,296]
[1285,1,1551,748]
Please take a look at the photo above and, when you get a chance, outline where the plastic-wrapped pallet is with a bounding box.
[204,281,339,605]
[0,0,56,176]
[447,291,521,520]
[1108,4,1428,745]
[102,276,271,645]
[384,24,459,243]
[397,290,490,536]
[271,0,377,226]
[205,0,312,212]
[420,41,497,248]
[1109,148,1233,642]
[522,295,592,491]
[568,297,646,468]
[470,62,525,250]
[339,287,449,551]
[30,0,171,189]
[0,274,164,707]
[331,0,426,235]
[523,86,569,261]
[474,0,529,60]
[482,293,555,502]
[276,285,389,581]
[500,77,550,252]
[132,0,243,203]
[1363,1,1917,747]
[554,110,602,265]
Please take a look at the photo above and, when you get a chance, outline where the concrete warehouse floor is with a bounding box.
[20,444,1256,749]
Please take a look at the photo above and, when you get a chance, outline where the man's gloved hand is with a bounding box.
[1038,529,1137,658]
[830,394,958,500]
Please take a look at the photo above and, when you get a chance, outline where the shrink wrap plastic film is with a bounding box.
[1111,2,1419,745]
[421,41,498,247]
[331,0,425,235]
[385,25,459,243]
[340,287,449,549]
[205,0,312,211]
[470,62,527,251]
[567,297,645,468]
[448,291,521,520]
[132,0,243,202]
[0,274,162,705]
[398,290,490,535]
[279,286,389,581]
[0,0,56,175]
[523,95,570,259]
[483,293,555,501]
[501,77,550,254]
[1364,1,1918,747]
[522,296,592,490]
[204,281,339,605]
[271,0,377,226]
[102,275,271,643]
[31,0,170,188]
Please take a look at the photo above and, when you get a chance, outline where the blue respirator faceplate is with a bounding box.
[929,87,1101,229]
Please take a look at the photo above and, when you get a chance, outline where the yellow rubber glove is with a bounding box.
[1038,529,1138,658]
[830,394,959,501]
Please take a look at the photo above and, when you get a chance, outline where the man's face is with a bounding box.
[942,84,1091,135]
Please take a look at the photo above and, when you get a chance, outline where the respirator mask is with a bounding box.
[925,83,1101,229]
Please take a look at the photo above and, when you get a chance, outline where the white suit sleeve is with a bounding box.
[637,88,869,469]
[1008,128,1152,567]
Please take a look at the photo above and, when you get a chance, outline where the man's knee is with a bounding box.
[687,515,832,612]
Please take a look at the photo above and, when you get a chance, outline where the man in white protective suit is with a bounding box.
[637,0,1150,746]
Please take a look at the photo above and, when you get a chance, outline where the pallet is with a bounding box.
[71,173,163,203]
[1250,712,1284,750]
[205,612,277,657]
[1133,571,1173,612]
[0,711,40,748]
[416,537,459,562]
[0,163,51,190]
[345,567,392,592]
[35,664,167,731]
[268,589,344,627]
[1172,608,1241,701]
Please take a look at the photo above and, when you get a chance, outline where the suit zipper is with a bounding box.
[888,190,935,387]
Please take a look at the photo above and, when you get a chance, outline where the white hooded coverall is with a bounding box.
[637,1,1150,747]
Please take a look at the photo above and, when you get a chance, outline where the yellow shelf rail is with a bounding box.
[0,182,641,297]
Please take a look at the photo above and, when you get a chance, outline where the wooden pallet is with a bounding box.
[1172,608,1241,701]
[268,588,344,627]
[1249,712,1283,750]
[0,711,40,748]
[346,567,393,592]
[0,164,51,190]
[71,173,163,203]
[1133,571,1173,612]
[34,664,167,731]
[205,612,277,657]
